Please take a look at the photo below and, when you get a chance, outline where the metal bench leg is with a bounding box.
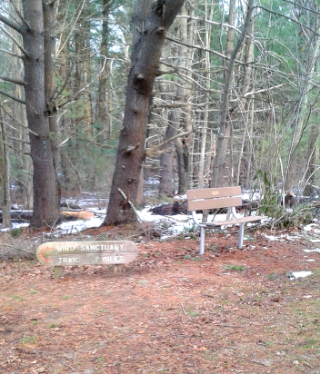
[238,223,245,249]
[200,226,205,255]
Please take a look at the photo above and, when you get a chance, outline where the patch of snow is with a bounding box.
[303,224,318,232]
[241,190,261,200]
[290,271,313,279]
[304,249,320,254]
[145,177,159,185]
[173,194,187,200]
[286,235,301,241]
[0,222,29,232]
[57,216,104,235]
[264,234,281,241]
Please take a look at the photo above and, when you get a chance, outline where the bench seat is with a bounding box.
[199,215,264,227]
[187,186,266,254]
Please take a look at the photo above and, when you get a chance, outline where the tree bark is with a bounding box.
[104,0,185,225]
[22,0,60,227]
[0,105,11,228]
[159,108,179,197]
[303,123,319,196]
[98,0,113,139]
[43,0,61,178]
[211,0,253,187]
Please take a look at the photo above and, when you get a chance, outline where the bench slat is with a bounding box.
[188,196,242,211]
[200,215,265,227]
[187,186,241,200]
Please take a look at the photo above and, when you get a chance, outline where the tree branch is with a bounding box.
[0,89,26,105]
[0,26,30,57]
[145,129,194,157]
[166,36,244,64]
[255,6,320,36]
[0,48,24,59]
[280,0,320,16]
[0,14,22,34]
[9,0,31,31]
[0,76,27,86]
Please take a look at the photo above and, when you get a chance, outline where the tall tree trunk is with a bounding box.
[82,3,92,139]
[22,0,60,227]
[98,0,113,138]
[159,108,179,196]
[0,105,11,228]
[176,3,193,194]
[211,0,253,187]
[304,123,319,196]
[284,5,320,193]
[104,0,185,225]
[198,1,213,188]
[44,0,61,178]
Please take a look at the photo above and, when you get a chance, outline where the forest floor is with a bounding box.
[1,224,320,374]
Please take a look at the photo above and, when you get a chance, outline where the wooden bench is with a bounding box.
[187,186,266,254]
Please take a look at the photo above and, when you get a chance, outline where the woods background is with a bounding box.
[0,0,319,227]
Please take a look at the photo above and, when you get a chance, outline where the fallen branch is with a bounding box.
[118,188,142,223]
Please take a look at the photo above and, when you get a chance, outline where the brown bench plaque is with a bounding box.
[36,241,139,278]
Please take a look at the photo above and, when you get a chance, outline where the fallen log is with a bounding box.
[0,209,94,223]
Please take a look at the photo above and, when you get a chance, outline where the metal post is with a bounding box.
[200,226,205,255]
[238,223,245,249]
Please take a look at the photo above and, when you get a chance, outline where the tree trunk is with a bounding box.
[211,0,253,187]
[98,0,113,138]
[82,3,92,139]
[175,137,188,194]
[104,0,185,225]
[44,0,61,177]
[22,0,60,227]
[304,123,319,196]
[159,108,180,197]
[0,105,11,228]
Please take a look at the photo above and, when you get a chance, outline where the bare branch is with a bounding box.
[58,56,107,108]
[0,76,27,86]
[0,26,30,57]
[9,0,31,31]
[166,36,244,64]
[281,0,320,16]
[0,48,24,59]
[0,14,22,34]
[0,90,26,105]
[255,6,320,36]
[145,129,194,157]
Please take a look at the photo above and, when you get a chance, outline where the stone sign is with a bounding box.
[36,241,139,277]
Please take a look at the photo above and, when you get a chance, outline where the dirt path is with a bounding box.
[1,228,320,373]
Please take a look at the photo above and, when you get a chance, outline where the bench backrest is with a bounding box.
[187,186,242,211]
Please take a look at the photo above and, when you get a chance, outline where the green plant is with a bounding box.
[224,265,245,271]
[97,357,105,365]
[20,335,37,344]
[10,228,23,237]
[49,323,60,328]
[11,294,25,301]
[189,310,198,317]
[61,295,70,300]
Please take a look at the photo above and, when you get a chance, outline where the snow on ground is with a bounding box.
[4,189,320,241]
[289,271,313,280]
